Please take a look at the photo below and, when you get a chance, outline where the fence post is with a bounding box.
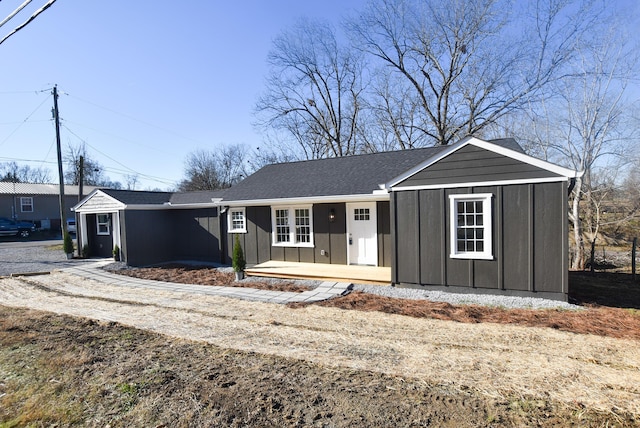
[633,237,637,281]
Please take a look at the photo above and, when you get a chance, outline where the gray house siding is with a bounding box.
[173,208,221,263]
[396,145,563,188]
[391,181,568,300]
[122,208,220,267]
[0,194,80,228]
[121,210,173,266]
[376,201,392,267]
[225,202,392,267]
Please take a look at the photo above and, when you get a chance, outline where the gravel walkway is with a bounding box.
[353,283,580,310]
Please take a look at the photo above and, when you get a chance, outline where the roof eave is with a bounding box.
[218,192,390,207]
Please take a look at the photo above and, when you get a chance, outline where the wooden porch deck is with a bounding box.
[246,261,391,285]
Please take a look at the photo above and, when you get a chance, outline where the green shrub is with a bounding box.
[63,232,74,255]
[113,244,120,261]
[232,235,246,272]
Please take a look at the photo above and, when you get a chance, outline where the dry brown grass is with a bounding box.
[1,273,640,420]
[1,305,636,427]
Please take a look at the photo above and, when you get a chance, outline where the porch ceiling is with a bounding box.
[246,261,391,285]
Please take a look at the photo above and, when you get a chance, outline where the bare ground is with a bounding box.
[0,270,639,426]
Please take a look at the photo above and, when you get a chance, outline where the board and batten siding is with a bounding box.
[391,182,568,300]
[396,144,563,188]
[122,208,220,267]
[225,202,392,267]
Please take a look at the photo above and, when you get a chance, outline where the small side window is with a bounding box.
[97,214,110,235]
[227,208,247,233]
[20,197,33,213]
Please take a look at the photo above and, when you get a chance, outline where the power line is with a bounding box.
[67,93,210,146]
[60,124,180,186]
[0,92,51,147]
[0,0,57,46]
[0,0,33,30]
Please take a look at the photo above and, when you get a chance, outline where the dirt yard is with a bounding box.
[0,269,639,426]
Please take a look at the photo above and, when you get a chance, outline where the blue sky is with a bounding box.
[0,0,366,190]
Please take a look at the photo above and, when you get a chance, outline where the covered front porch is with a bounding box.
[246,260,391,285]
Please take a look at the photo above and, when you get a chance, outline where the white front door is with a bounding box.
[347,202,378,265]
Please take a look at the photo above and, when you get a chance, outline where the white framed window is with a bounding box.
[354,208,370,221]
[97,214,110,235]
[227,208,247,233]
[20,197,33,212]
[272,205,314,247]
[449,193,493,260]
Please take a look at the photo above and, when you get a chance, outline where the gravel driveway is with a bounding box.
[0,239,94,276]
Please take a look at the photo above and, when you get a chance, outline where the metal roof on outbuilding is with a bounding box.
[0,182,99,195]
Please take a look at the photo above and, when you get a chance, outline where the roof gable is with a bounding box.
[388,137,579,190]
[73,189,127,212]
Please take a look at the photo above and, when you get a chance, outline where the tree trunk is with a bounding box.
[571,177,584,270]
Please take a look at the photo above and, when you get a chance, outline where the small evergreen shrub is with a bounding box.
[232,235,246,272]
[63,232,74,255]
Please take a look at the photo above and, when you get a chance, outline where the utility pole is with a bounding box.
[53,85,67,237]
[78,155,84,202]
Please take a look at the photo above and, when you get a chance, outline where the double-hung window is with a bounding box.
[227,208,247,233]
[449,194,493,260]
[272,205,313,247]
[20,197,33,213]
[97,214,110,235]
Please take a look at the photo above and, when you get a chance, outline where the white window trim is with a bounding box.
[271,205,314,248]
[227,207,247,233]
[20,197,33,213]
[449,193,493,260]
[97,214,110,236]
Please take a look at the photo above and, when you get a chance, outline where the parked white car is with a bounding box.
[66,218,76,234]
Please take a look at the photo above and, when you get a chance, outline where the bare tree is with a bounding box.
[523,24,637,269]
[358,71,428,152]
[0,161,51,183]
[255,18,364,159]
[124,174,139,191]
[64,143,121,188]
[178,145,248,191]
[348,0,599,146]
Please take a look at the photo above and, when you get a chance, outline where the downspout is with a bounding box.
[219,206,228,264]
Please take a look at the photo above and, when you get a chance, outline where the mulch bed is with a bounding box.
[114,265,312,293]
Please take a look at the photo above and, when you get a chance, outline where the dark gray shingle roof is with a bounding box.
[221,146,449,202]
[101,189,173,205]
[221,138,525,202]
[169,190,226,205]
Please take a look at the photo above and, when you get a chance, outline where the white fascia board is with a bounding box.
[122,204,174,210]
[469,138,581,178]
[219,192,390,207]
[385,136,581,189]
[390,175,569,192]
[165,202,218,209]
